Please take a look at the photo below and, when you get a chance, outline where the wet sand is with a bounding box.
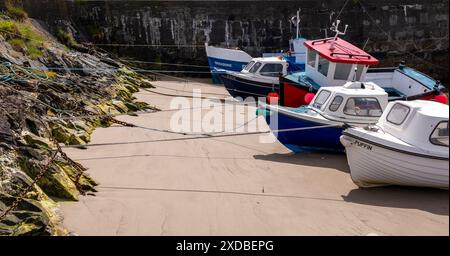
[60,79,449,236]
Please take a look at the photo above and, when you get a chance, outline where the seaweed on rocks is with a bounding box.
[0,15,157,235]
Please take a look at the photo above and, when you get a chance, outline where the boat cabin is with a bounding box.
[240,57,289,84]
[377,100,449,151]
[304,37,379,88]
[262,38,307,69]
[309,81,388,123]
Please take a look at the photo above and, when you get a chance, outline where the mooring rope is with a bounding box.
[61,124,342,149]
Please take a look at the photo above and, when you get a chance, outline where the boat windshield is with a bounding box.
[312,90,331,110]
[343,97,383,117]
[329,96,344,112]
[430,121,449,147]
[260,63,284,77]
[243,61,255,71]
[249,62,262,73]
[386,103,410,125]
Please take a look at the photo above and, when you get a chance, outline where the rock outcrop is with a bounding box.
[0,14,156,235]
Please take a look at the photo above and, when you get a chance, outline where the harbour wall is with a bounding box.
[9,0,450,83]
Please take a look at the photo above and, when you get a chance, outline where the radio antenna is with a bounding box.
[329,20,348,50]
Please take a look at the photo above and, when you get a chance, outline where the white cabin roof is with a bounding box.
[324,81,386,96]
[310,81,388,123]
[250,57,286,63]
[397,100,448,119]
[378,100,449,151]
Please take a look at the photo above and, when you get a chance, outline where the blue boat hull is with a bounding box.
[207,57,248,84]
[220,74,279,100]
[265,110,344,153]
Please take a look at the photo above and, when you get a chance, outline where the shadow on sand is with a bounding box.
[343,186,449,216]
[253,152,350,173]
[254,152,448,215]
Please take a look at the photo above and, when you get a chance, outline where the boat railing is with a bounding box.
[310,37,337,45]
[366,67,397,73]
[368,66,440,88]
[329,52,372,60]
[396,67,441,89]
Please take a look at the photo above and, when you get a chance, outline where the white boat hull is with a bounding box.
[340,134,449,189]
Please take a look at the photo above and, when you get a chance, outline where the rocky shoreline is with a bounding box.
[0,14,156,235]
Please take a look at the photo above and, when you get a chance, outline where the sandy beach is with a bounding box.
[60,79,449,236]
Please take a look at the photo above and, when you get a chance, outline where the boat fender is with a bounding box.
[434,93,448,105]
[267,92,279,105]
[304,93,315,105]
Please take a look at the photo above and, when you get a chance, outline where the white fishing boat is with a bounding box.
[259,81,388,153]
[340,100,449,189]
[221,56,289,99]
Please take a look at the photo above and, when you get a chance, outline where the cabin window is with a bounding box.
[343,97,383,117]
[334,63,352,80]
[243,61,255,71]
[259,64,284,77]
[312,90,331,110]
[386,103,410,125]
[318,56,329,77]
[249,62,262,73]
[307,50,316,68]
[329,96,344,112]
[354,64,365,81]
[429,121,449,147]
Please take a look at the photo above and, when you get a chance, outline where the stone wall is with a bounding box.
[12,0,450,83]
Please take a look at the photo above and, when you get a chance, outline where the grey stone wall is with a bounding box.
[13,0,450,83]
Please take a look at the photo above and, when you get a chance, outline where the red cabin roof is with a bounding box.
[304,37,379,65]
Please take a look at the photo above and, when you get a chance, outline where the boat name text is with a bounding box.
[355,140,373,151]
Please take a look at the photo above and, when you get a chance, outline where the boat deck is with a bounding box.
[284,72,321,90]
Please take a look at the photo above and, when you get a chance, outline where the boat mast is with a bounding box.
[291,8,301,39]
[296,8,301,39]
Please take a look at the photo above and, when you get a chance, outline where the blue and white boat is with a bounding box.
[220,56,292,99]
[206,37,306,85]
[259,81,389,153]
[218,41,306,100]
[205,43,253,84]
[205,8,307,84]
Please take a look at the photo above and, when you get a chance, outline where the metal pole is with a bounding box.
[296,9,300,39]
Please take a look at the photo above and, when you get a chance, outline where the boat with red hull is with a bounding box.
[279,64,447,107]
[220,21,448,106]
[277,32,447,107]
